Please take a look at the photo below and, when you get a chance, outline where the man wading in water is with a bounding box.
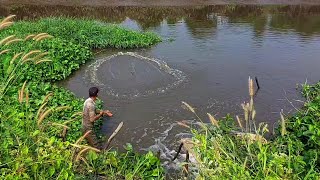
[82,87,112,149]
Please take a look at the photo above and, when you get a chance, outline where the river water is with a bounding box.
[2,5,320,168]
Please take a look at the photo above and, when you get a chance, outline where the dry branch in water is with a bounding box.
[104,122,124,150]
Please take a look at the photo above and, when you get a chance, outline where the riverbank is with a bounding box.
[182,80,320,179]
[0,16,164,179]
[1,11,320,178]
[2,0,320,6]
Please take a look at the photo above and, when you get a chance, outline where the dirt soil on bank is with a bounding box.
[1,0,320,6]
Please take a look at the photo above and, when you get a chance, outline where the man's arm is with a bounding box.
[90,111,104,122]
[97,109,111,115]
[89,105,104,122]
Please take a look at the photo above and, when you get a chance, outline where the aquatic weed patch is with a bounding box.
[0,38,92,82]
[0,16,164,179]
[1,17,161,49]
[0,17,161,82]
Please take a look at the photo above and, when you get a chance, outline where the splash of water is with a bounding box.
[85,52,187,99]
[140,120,198,171]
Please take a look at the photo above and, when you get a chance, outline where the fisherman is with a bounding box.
[82,87,112,149]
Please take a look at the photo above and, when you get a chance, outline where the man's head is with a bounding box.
[89,87,99,100]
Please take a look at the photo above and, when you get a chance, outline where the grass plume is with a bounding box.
[21,50,42,61]
[75,147,90,162]
[177,121,191,129]
[182,101,196,114]
[75,130,92,145]
[4,38,23,46]
[207,113,219,127]
[18,81,27,103]
[0,15,16,24]
[37,108,53,126]
[0,35,15,45]
[35,59,52,64]
[280,111,286,136]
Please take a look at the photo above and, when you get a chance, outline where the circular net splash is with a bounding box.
[85,52,187,99]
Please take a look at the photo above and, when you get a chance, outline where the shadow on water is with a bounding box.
[4,4,320,172]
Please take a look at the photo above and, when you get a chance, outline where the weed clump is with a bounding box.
[0,17,161,82]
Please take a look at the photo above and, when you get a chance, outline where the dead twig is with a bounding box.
[103,122,124,150]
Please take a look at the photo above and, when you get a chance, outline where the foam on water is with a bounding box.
[85,52,187,99]
[140,120,200,171]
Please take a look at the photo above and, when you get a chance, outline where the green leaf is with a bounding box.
[49,166,55,176]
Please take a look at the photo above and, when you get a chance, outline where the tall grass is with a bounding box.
[180,77,319,179]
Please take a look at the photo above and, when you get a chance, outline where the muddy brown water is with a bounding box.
[2,4,320,169]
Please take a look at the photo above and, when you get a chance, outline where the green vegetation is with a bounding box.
[1,82,163,179]
[0,16,163,179]
[1,17,161,49]
[0,17,161,82]
[1,11,320,179]
[180,78,320,179]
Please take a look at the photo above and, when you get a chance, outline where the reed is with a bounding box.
[207,113,219,127]
[180,76,320,179]
[35,59,52,64]
[37,108,53,126]
[18,81,27,103]
[21,50,42,61]
[33,52,49,61]
[24,34,36,41]
[4,38,23,46]
[70,143,101,153]
[182,101,196,113]
[249,76,254,97]
[50,122,70,129]
[280,111,286,136]
[33,33,50,40]
[0,15,16,25]
[41,92,53,104]
[75,130,92,145]
[0,22,14,30]
[177,121,191,129]
[0,49,10,55]
[75,147,90,162]
[10,52,23,65]
[0,35,15,45]
[35,35,53,41]
[25,89,29,105]
[236,115,243,130]
[54,106,71,112]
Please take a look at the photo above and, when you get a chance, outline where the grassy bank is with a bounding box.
[0,16,164,179]
[181,79,320,179]
[2,15,320,179]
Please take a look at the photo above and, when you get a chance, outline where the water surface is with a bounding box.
[2,5,320,168]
